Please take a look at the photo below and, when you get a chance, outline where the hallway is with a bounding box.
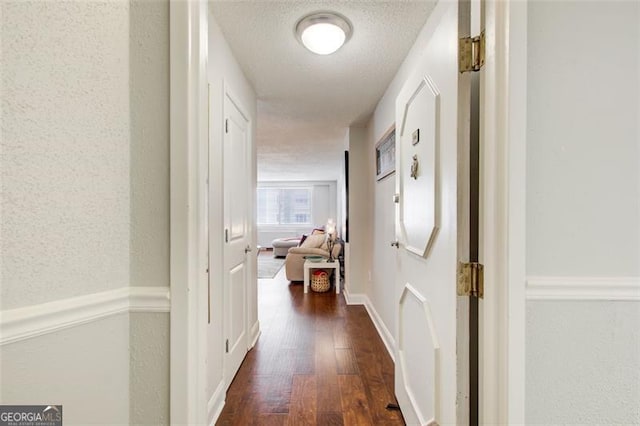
[216,253,405,425]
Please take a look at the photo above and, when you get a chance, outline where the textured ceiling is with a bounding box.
[210,1,436,181]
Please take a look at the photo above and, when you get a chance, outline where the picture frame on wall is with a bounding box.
[375,125,396,181]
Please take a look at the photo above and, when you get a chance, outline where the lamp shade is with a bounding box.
[326,218,337,236]
[296,12,352,55]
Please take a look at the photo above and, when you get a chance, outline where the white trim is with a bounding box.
[526,277,640,301]
[130,286,171,312]
[169,0,209,424]
[0,286,170,345]
[207,381,226,426]
[343,290,367,306]
[505,1,527,423]
[479,0,527,423]
[249,320,261,349]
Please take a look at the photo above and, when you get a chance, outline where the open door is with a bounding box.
[223,90,252,387]
[393,1,474,424]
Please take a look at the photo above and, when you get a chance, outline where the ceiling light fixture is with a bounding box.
[295,12,352,55]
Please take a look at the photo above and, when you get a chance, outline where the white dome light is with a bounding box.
[296,12,352,55]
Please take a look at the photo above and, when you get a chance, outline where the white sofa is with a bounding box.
[284,233,341,282]
[271,237,301,257]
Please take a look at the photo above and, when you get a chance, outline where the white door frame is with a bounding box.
[169,0,209,424]
[167,0,527,423]
[479,0,526,423]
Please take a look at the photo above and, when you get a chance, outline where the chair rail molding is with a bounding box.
[526,276,640,301]
[0,286,170,345]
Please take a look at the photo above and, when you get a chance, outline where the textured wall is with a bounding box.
[526,301,640,424]
[526,1,640,424]
[1,1,131,421]
[129,0,170,424]
[2,1,171,424]
[129,313,170,425]
[0,314,130,425]
[130,0,170,289]
[1,0,131,310]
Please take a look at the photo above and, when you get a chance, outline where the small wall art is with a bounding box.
[375,125,396,181]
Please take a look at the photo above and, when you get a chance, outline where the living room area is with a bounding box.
[256,180,344,292]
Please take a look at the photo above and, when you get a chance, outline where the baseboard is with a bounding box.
[343,291,396,362]
[207,380,226,426]
[1,286,171,345]
[343,290,368,305]
[249,320,261,349]
[526,276,640,301]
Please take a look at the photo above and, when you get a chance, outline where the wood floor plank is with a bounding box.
[316,373,342,415]
[287,375,317,425]
[357,350,405,425]
[216,251,405,425]
[332,318,351,349]
[335,348,359,375]
[338,375,375,425]
[253,375,293,414]
[317,411,344,425]
[255,413,288,425]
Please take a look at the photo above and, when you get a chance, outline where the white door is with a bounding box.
[223,91,251,386]
[394,1,471,424]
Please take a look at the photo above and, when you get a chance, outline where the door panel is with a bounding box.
[398,284,440,424]
[223,92,250,386]
[399,78,439,257]
[227,116,247,240]
[394,1,469,424]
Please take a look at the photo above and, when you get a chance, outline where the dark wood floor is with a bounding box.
[216,251,405,425]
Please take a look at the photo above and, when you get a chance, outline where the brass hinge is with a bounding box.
[459,31,485,73]
[457,262,484,298]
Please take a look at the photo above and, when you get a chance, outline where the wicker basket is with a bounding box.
[310,270,330,292]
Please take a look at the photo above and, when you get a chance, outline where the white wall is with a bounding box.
[129,1,170,423]
[1,1,130,311]
[345,127,372,296]
[1,1,171,424]
[257,181,337,247]
[1,314,131,425]
[207,15,258,423]
[1,1,130,422]
[359,0,445,355]
[526,301,640,424]
[525,1,640,423]
[365,124,397,344]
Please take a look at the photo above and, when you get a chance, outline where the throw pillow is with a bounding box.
[300,233,326,249]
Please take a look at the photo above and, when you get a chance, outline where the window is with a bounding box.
[257,187,312,225]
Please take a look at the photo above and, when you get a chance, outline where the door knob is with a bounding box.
[245,245,252,253]
[391,241,400,248]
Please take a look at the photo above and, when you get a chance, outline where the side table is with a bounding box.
[303,260,340,294]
